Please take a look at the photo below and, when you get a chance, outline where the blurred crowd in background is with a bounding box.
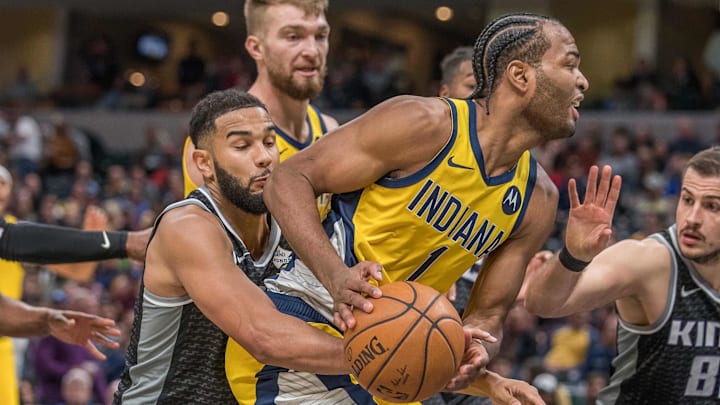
[0,7,718,405]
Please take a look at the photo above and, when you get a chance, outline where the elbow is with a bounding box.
[237,330,278,364]
[523,293,560,319]
[238,327,285,365]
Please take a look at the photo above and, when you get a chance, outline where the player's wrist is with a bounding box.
[558,246,590,272]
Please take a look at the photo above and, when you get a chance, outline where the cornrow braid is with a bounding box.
[470,13,557,114]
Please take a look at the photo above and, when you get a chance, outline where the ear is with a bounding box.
[506,60,533,94]
[192,147,214,181]
[438,84,450,98]
[245,35,262,61]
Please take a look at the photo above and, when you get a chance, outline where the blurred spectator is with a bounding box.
[582,311,617,377]
[4,67,38,105]
[665,56,703,109]
[60,367,98,405]
[31,287,107,404]
[81,35,120,96]
[102,165,129,200]
[668,116,707,157]
[41,120,81,198]
[581,371,609,405]
[612,58,665,110]
[104,379,120,405]
[598,126,639,192]
[531,373,572,405]
[544,312,593,382]
[177,39,207,107]
[0,104,44,181]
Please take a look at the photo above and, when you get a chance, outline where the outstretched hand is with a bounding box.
[48,310,121,360]
[566,165,622,261]
[330,261,383,332]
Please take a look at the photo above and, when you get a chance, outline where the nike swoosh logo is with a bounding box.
[680,285,701,298]
[279,148,288,155]
[101,231,111,249]
[447,156,474,170]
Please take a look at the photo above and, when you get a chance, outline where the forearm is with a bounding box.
[0,220,127,264]
[265,168,346,286]
[244,315,347,374]
[0,294,50,337]
[524,252,583,317]
[463,313,503,360]
[455,369,499,396]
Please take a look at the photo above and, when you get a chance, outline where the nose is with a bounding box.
[255,143,274,168]
[577,70,589,92]
[684,202,703,227]
[300,37,320,59]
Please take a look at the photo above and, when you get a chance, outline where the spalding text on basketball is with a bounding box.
[349,336,389,376]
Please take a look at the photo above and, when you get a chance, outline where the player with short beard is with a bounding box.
[526,147,720,404]
[113,89,353,404]
[182,0,337,222]
[263,12,595,401]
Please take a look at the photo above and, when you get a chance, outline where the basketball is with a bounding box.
[343,281,465,402]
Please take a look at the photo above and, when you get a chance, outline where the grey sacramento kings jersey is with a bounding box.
[113,187,281,404]
[598,224,720,405]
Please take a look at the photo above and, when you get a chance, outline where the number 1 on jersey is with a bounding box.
[408,246,449,281]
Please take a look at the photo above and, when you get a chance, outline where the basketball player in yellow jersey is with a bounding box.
[182,0,337,204]
[264,12,613,398]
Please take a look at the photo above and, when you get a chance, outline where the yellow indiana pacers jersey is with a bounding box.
[182,136,199,197]
[275,104,331,219]
[183,104,331,219]
[336,98,536,294]
[275,104,327,160]
[0,214,25,405]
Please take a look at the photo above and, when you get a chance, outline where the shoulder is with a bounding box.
[532,164,559,202]
[358,95,451,140]
[605,236,670,265]
[155,204,222,239]
[518,165,559,229]
[320,112,339,131]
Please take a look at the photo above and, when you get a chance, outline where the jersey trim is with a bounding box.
[309,104,328,134]
[510,154,537,235]
[143,290,193,307]
[617,230,677,335]
[671,224,720,304]
[467,99,520,186]
[376,98,458,188]
[274,106,317,150]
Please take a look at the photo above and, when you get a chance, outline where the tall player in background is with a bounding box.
[182,0,337,219]
[525,147,720,404]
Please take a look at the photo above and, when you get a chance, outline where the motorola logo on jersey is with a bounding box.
[502,186,521,215]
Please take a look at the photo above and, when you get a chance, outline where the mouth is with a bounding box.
[295,66,320,78]
[570,96,583,121]
[680,230,704,245]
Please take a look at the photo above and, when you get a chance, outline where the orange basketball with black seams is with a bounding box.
[343,281,465,402]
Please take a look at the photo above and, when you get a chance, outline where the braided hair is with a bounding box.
[470,13,558,114]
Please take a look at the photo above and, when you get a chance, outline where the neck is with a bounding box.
[207,186,270,260]
[692,259,720,292]
[473,99,541,176]
[249,77,310,143]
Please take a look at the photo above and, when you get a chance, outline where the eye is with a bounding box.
[287,33,299,41]
[316,32,328,41]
